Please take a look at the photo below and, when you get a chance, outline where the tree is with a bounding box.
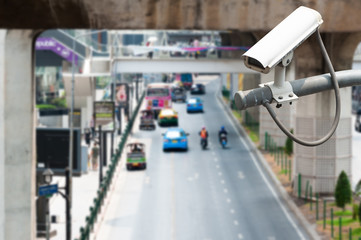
[355,179,361,196]
[335,171,352,211]
[284,129,293,156]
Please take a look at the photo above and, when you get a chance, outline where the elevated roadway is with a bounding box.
[113,58,252,73]
[2,0,361,31]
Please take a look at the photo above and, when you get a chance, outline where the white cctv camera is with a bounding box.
[242,6,323,74]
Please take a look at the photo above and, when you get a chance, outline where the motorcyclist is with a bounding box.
[199,126,209,148]
[218,126,228,144]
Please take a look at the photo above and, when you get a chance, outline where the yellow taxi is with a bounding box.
[158,108,178,126]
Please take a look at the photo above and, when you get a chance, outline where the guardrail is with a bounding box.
[76,92,145,240]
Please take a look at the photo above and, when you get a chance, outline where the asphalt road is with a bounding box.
[95,75,310,240]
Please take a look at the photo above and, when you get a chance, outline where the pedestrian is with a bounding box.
[90,141,100,170]
[90,113,95,139]
[84,128,91,147]
[146,40,154,59]
[192,38,200,59]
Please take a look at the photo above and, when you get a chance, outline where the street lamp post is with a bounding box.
[42,168,53,240]
[69,29,107,240]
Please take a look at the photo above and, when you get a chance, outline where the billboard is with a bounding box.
[36,128,82,176]
[94,101,115,132]
[112,83,129,108]
[69,109,81,128]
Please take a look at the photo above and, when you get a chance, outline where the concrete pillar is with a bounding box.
[259,63,296,148]
[0,30,36,240]
[294,88,352,194]
[229,73,238,103]
[0,29,5,240]
[293,34,353,195]
[242,73,260,124]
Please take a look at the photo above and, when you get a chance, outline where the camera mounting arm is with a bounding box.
[234,70,361,111]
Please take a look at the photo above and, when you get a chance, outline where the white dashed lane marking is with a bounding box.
[238,234,244,239]
[238,171,245,179]
[144,176,150,184]
[187,173,200,182]
[234,220,239,226]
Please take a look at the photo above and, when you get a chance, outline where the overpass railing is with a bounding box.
[76,92,145,240]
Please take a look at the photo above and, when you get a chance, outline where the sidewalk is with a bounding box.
[47,132,121,240]
[43,94,140,239]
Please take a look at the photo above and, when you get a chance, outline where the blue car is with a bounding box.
[187,97,203,113]
[162,128,189,151]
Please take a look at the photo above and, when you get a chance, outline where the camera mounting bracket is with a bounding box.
[259,64,298,104]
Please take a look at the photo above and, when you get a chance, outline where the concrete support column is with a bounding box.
[259,63,296,148]
[0,29,5,240]
[229,73,239,103]
[293,33,354,195]
[242,73,260,124]
[294,88,352,195]
[0,30,36,240]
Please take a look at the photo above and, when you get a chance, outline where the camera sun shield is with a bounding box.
[242,6,323,74]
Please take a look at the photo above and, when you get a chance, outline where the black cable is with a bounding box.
[262,28,340,147]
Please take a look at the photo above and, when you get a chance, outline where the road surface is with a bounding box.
[95,75,309,240]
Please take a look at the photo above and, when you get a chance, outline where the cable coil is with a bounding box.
[262,29,340,147]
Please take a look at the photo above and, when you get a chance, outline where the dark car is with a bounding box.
[171,87,187,102]
[355,108,361,132]
[190,84,206,95]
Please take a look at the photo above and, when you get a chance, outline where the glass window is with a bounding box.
[163,110,175,116]
[181,74,192,83]
[147,88,170,97]
[166,131,181,138]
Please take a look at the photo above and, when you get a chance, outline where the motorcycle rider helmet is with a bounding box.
[221,126,225,131]
[202,126,206,130]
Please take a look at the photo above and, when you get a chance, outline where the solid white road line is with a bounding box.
[217,89,306,240]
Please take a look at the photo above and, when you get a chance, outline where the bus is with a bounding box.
[180,73,193,90]
[145,83,172,116]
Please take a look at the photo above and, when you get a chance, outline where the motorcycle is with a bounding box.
[220,133,227,149]
[200,138,208,150]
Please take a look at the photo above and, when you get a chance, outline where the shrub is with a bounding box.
[50,97,67,108]
[353,203,359,220]
[359,202,361,225]
[335,171,352,211]
[285,129,293,156]
[36,104,56,109]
